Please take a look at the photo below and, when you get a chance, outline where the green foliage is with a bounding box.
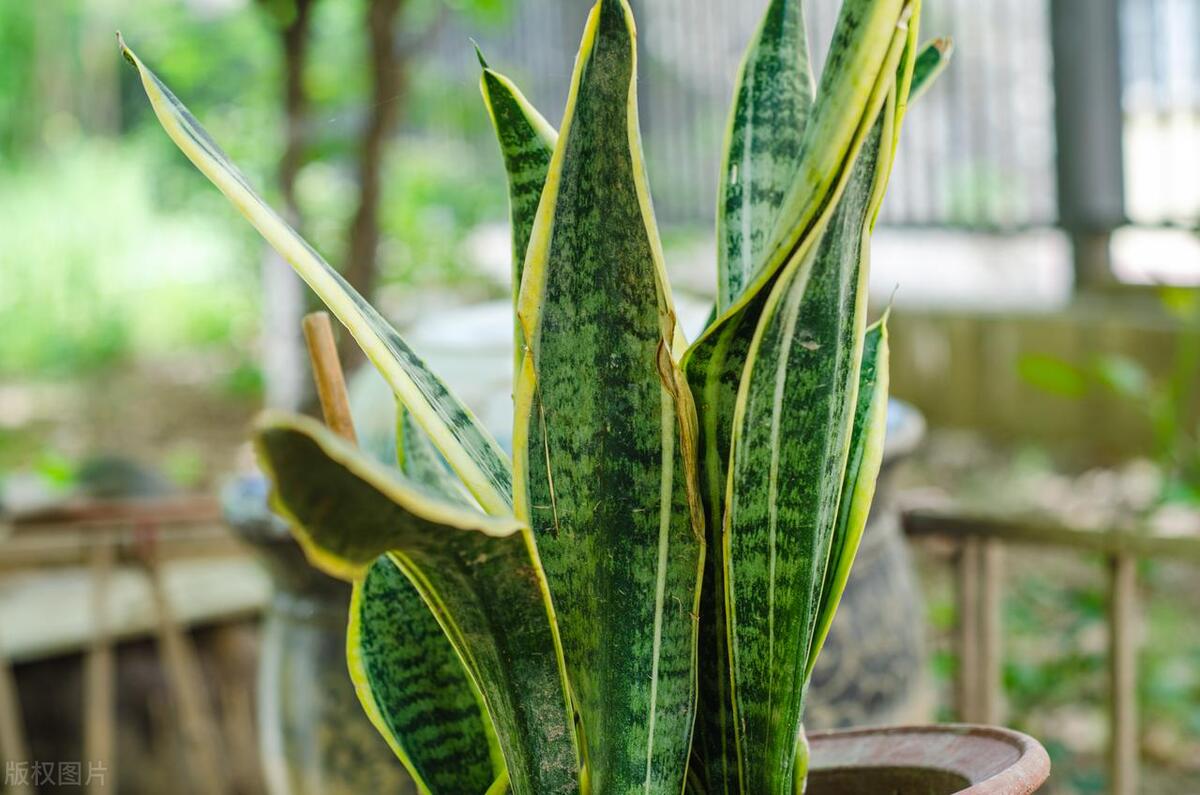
[1019,287,1200,505]
[0,142,257,376]
[127,1,943,792]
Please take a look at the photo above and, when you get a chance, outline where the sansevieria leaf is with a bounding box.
[909,38,953,102]
[685,8,913,790]
[348,557,503,794]
[717,0,814,313]
[805,316,890,680]
[477,52,557,378]
[723,40,911,787]
[120,40,514,518]
[347,408,501,794]
[512,1,704,792]
[256,414,580,795]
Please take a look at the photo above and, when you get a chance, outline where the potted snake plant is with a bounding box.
[121,0,1050,791]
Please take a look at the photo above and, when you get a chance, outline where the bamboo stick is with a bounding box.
[302,312,358,443]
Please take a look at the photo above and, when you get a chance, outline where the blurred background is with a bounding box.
[0,0,1197,793]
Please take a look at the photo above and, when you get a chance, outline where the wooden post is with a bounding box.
[956,537,982,722]
[955,536,1003,724]
[84,538,117,792]
[979,539,1004,726]
[142,543,228,795]
[302,312,358,443]
[0,640,32,795]
[1109,553,1139,795]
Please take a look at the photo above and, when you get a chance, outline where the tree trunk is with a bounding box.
[340,0,407,366]
[261,0,316,411]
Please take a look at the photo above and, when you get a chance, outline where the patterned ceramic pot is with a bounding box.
[806,400,931,729]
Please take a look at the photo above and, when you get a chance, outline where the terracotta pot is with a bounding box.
[806,724,1051,794]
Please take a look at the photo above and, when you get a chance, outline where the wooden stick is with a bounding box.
[979,538,1004,726]
[302,311,357,443]
[143,546,228,795]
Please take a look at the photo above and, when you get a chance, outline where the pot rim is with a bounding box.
[807,723,1050,795]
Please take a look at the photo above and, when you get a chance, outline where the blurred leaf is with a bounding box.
[1159,286,1200,323]
[1093,355,1151,401]
[1017,353,1088,398]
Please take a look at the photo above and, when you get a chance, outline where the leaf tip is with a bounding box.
[116,31,135,66]
[471,38,489,70]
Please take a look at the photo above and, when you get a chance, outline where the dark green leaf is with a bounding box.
[717,0,814,312]
[349,556,503,794]
[512,2,704,791]
[479,58,557,378]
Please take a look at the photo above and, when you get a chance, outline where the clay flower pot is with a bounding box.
[807,724,1050,794]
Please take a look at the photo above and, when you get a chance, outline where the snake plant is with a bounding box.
[122,1,947,792]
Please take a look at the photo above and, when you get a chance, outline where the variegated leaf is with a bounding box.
[478,52,557,378]
[349,556,503,794]
[723,121,884,794]
[256,414,580,795]
[684,7,914,791]
[512,1,704,792]
[805,316,890,680]
[909,38,953,102]
[121,40,513,517]
[717,0,814,312]
[347,407,500,794]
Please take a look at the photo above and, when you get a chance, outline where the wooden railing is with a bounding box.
[0,497,252,795]
[903,507,1200,795]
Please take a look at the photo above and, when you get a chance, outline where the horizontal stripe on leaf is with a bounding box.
[349,556,502,794]
[512,1,704,792]
[120,41,513,517]
[717,0,814,312]
[256,414,580,795]
[346,408,502,793]
[805,316,890,681]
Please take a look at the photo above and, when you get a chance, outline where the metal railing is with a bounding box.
[443,0,1199,234]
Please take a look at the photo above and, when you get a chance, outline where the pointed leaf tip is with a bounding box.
[471,38,489,69]
[116,31,135,65]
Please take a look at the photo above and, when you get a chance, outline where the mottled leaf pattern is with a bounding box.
[255,415,580,795]
[512,1,704,792]
[723,122,882,794]
[120,42,514,517]
[717,0,814,312]
[349,556,502,794]
[684,9,913,791]
[805,317,890,680]
[478,56,557,378]
[345,407,499,794]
